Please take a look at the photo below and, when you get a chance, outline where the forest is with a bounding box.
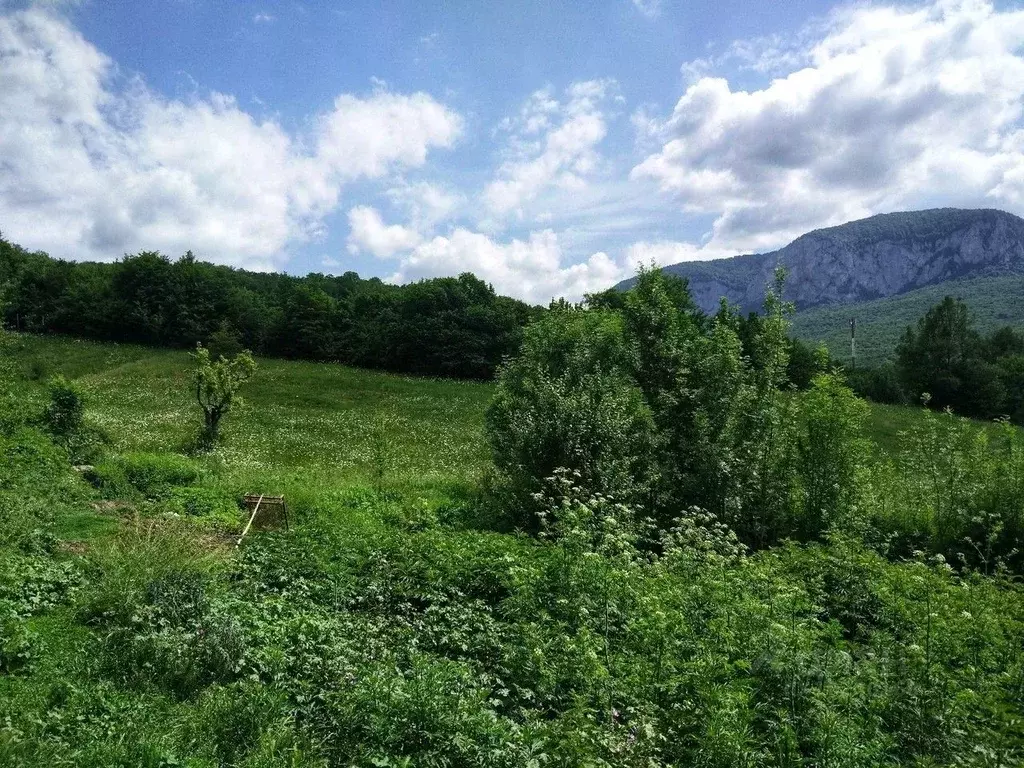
[2,261,1024,765]
[848,295,1024,423]
[0,236,538,380]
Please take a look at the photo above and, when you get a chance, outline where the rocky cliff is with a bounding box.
[616,209,1024,314]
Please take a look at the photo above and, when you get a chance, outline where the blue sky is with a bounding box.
[3,0,1024,302]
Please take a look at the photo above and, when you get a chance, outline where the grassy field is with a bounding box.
[10,332,1003,470]
[5,333,1024,765]
[7,334,494,508]
[792,274,1024,367]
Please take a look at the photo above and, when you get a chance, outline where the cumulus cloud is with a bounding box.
[0,8,461,268]
[631,0,1024,254]
[346,206,423,258]
[484,80,617,218]
[385,180,463,231]
[389,229,625,304]
[316,92,462,182]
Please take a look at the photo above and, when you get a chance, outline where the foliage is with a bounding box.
[40,375,84,444]
[792,274,1024,368]
[796,372,871,539]
[841,296,1024,426]
[38,374,106,462]
[486,305,656,529]
[191,343,256,448]
[0,235,538,380]
[89,452,203,499]
[897,296,984,409]
[865,408,1024,571]
[0,606,38,675]
[3,331,1024,765]
[491,266,809,546]
[164,486,241,528]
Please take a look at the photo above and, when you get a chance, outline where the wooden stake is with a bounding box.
[236,494,264,548]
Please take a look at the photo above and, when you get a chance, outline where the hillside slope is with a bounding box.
[791,274,1024,366]
[617,208,1024,314]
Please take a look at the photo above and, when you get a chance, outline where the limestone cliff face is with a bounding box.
[616,209,1024,314]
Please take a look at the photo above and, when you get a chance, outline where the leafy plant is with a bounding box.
[192,343,256,449]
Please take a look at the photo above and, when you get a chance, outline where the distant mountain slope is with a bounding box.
[616,208,1024,314]
[791,274,1024,367]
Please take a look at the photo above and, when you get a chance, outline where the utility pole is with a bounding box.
[850,317,857,371]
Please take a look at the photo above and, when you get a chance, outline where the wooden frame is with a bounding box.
[236,494,288,547]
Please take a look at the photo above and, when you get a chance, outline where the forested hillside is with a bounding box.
[0,236,539,379]
[792,274,1024,366]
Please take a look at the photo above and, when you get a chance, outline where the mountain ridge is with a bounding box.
[615,208,1024,314]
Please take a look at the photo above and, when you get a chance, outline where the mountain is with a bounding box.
[615,208,1024,314]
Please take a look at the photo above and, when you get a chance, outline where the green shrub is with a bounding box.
[80,517,217,626]
[89,452,203,499]
[165,486,240,527]
[0,553,81,615]
[41,375,83,442]
[89,550,244,699]
[486,306,657,530]
[196,681,323,767]
[100,599,245,699]
[866,408,1024,570]
[796,372,871,538]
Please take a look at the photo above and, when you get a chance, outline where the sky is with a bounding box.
[2,0,1024,303]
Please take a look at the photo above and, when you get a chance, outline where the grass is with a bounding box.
[792,274,1024,367]
[4,333,1024,765]
[6,334,494,508]
[8,332,1007,476]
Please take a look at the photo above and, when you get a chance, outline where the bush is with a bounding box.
[486,306,656,530]
[865,409,1024,571]
[847,362,908,405]
[164,486,241,527]
[89,452,203,499]
[100,597,245,699]
[796,372,871,538]
[83,524,242,699]
[80,517,217,627]
[197,682,323,767]
[41,375,83,442]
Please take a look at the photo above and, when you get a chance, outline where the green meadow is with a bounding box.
[4,331,1024,766]
[9,334,494,502]
[9,331,988,476]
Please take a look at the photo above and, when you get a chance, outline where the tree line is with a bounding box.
[848,295,1024,422]
[0,236,539,379]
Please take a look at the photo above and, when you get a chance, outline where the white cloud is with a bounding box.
[388,229,625,304]
[625,240,733,270]
[385,179,463,231]
[0,8,461,268]
[631,0,1024,254]
[253,12,274,23]
[631,0,660,20]
[484,80,617,219]
[346,206,423,258]
[316,92,462,182]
